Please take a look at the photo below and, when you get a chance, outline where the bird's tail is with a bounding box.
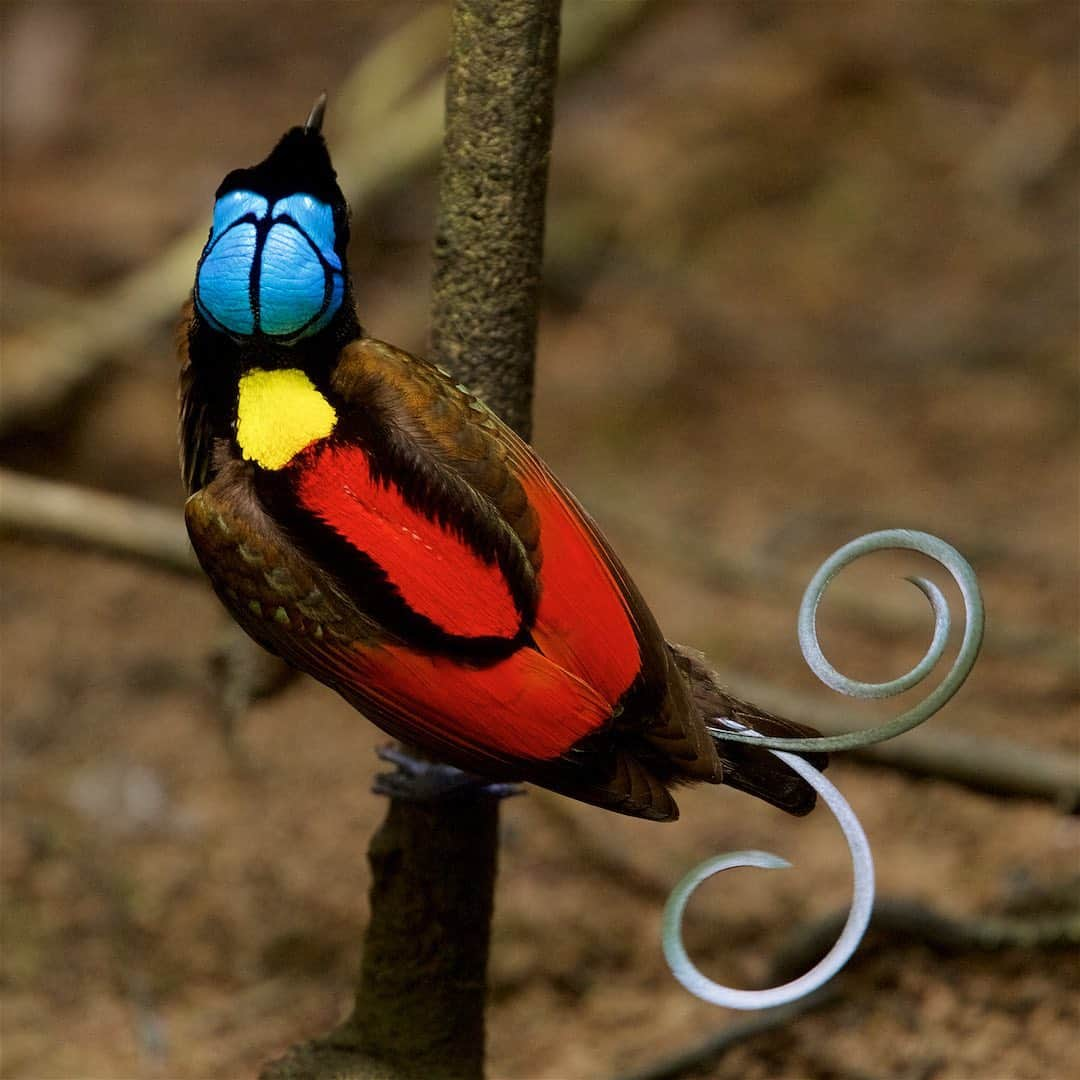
[668,643,827,816]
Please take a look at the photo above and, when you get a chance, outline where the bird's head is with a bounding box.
[194,94,350,345]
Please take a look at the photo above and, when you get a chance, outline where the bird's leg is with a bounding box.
[372,745,524,802]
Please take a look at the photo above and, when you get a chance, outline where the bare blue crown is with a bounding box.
[195,189,344,341]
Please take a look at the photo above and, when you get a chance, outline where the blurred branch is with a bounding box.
[0,466,197,576]
[589,494,1076,668]
[4,466,1076,811]
[0,0,655,439]
[611,991,838,1080]
[768,896,1080,988]
[613,889,1080,1080]
[0,9,446,437]
[719,669,1080,812]
[6,463,1071,681]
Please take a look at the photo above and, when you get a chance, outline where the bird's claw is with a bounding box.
[373,745,524,802]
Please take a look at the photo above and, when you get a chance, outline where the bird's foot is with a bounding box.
[373,745,524,802]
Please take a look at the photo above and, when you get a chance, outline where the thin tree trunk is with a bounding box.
[430,0,561,438]
[261,2,561,1077]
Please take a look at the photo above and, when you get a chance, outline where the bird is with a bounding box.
[179,98,825,822]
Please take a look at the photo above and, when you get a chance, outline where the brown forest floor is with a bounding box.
[2,3,1078,1079]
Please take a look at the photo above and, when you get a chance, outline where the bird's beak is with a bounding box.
[305,92,327,134]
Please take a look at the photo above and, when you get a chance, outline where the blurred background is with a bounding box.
[1,2,1077,1078]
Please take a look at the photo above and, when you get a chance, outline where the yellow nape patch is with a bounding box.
[236,368,337,470]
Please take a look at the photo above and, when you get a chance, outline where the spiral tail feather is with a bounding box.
[668,643,826,816]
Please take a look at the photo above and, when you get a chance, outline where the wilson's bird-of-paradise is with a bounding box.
[179,100,825,821]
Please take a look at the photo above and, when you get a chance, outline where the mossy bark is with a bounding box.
[430,0,562,439]
[261,1,561,1077]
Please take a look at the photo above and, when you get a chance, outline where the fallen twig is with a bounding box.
[611,990,838,1080]
[768,896,1080,986]
[610,889,1080,1080]
[0,466,197,577]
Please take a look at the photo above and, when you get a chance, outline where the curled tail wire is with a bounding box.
[664,723,874,1009]
[662,530,984,1009]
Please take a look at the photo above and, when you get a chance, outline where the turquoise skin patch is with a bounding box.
[213,190,269,236]
[197,222,259,335]
[195,189,344,341]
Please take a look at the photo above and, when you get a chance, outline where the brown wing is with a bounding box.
[329,339,720,783]
[333,342,822,814]
[185,463,680,819]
